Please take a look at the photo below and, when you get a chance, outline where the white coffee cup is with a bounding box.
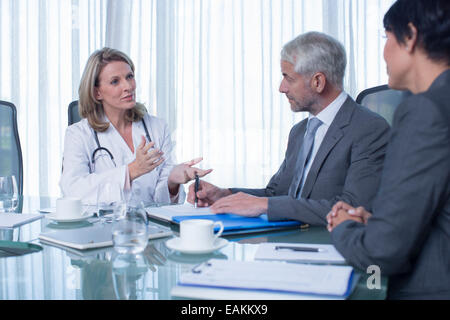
[55,197,84,219]
[179,219,224,250]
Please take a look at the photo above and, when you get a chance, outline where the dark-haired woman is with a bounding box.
[327,0,450,299]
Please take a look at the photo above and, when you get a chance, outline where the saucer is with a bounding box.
[46,212,94,223]
[165,237,228,254]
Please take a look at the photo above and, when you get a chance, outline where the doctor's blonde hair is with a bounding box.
[78,47,147,132]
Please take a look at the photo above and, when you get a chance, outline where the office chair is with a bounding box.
[68,100,81,125]
[356,84,411,125]
[63,100,81,174]
[0,100,24,195]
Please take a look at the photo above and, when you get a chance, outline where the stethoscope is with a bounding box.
[91,119,151,172]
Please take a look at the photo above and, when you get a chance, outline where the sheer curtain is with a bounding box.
[0,0,395,197]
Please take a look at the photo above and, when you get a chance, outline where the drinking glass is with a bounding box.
[0,175,19,213]
[112,205,149,254]
[96,181,125,223]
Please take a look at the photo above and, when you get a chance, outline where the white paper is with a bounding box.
[179,259,354,297]
[0,213,44,228]
[146,203,211,221]
[254,242,346,264]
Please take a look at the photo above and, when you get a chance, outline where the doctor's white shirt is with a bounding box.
[60,113,186,205]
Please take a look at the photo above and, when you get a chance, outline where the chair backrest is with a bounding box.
[68,100,82,125]
[356,84,411,125]
[0,100,23,195]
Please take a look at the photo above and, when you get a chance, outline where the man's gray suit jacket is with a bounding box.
[331,70,450,299]
[231,96,391,226]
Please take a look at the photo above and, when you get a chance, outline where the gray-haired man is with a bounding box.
[187,32,390,226]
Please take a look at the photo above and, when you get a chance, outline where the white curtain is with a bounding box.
[0,0,395,198]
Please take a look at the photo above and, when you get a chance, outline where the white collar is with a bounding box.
[309,91,347,126]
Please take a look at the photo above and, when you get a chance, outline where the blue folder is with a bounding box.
[171,213,302,234]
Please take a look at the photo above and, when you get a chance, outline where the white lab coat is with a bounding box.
[59,114,185,205]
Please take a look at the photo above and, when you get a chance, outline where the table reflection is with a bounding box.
[112,253,148,300]
[0,196,387,300]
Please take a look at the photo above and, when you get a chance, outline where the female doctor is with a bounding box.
[60,47,212,205]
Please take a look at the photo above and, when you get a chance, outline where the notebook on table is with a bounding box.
[146,204,302,235]
[254,242,347,264]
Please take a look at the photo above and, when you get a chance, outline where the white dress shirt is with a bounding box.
[299,91,348,193]
[60,113,185,205]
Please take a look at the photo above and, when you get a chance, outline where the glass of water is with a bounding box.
[96,181,124,223]
[112,205,149,254]
[0,176,18,213]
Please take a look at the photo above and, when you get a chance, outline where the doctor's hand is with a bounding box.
[187,179,232,207]
[129,136,164,181]
[209,192,268,217]
[167,157,213,194]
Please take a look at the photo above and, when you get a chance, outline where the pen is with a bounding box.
[194,174,199,208]
[275,246,324,252]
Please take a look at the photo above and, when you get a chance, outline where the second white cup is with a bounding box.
[55,197,83,219]
[179,219,224,250]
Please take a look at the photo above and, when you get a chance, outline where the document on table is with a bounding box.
[176,259,355,298]
[0,213,44,228]
[254,242,346,264]
[146,203,211,222]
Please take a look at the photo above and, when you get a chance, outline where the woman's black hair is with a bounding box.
[383,0,450,65]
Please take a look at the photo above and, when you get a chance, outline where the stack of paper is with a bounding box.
[146,204,302,235]
[171,259,355,300]
[146,204,211,221]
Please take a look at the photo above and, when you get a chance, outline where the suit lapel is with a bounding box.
[291,121,308,161]
[282,120,307,193]
[300,97,356,198]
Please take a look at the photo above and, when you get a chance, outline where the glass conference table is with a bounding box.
[0,196,387,300]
